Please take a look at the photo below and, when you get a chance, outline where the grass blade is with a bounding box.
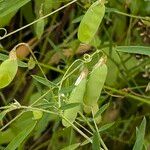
[116,46,150,56]
[5,121,36,150]
[61,143,80,150]
[92,132,100,150]
[32,75,57,88]
[0,0,31,17]
[133,117,146,150]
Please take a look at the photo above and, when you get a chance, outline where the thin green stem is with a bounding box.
[104,86,150,105]
[0,111,25,131]
[78,111,95,132]
[0,0,77,40]
[75,121,93,135]
[58,59,83,107]
[30,89,53,106]
[107,8,150,20]
[61,115,92,143]
[92,109,108,150]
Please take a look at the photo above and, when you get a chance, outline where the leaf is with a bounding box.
[33,113,53,139]
[32,75,57,88]
[0,107,19,122]
[0,111,7,121]
[35,19,44,39]
[0,53,12,61]
[28,56,35,70]
[60,103,81,111]
[34,1,45,39]
[92,132,100,150]
[94,103,109,118]
[0,11,17,27]
[130,0,142,14]
[116,46,150,56]
[0,0,31,17]
[5,121,36,150]
[0,129,15,144]
[60,85,74,94]
[21,1,35,24]
[142,19,150,27]
[72,15,83,24]
[44,0,53,14]
[61,143,80,150]
[10,112,35,134]
[99,122,115,132]
[133,117,146,150]
[17,60,28,68]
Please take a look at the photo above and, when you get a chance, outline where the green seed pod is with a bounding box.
[0,51,18,89]
[84,57,107,113]
[62,69,88,127]
[78,0,105,44]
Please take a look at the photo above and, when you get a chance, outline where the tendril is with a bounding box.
[83,54,92,63]
[0,28,7,39]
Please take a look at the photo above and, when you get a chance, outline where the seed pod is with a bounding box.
[84,57,107,113]
[62,69,88,127]
[78,0,105,44]
[0,50,18,89]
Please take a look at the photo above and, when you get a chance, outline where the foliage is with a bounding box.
[0,0,150,149]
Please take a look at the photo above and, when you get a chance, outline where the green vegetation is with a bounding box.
[0,0,150,149]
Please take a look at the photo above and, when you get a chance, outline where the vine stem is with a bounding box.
[92,109,108,150]
[0,105,92,143]
[58,59,83,107]
[0,106,58,131]
[104,86,150,105]
[61,115,92,143]
[0,0,77,40]
[106,7,150,21]
[30,89,53,106]
[0,111,25,131]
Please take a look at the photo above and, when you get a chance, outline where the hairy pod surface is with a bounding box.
[78,0,105,44]
[0,58,18,89]
[62,70,87,127]
[84,59,107,113]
